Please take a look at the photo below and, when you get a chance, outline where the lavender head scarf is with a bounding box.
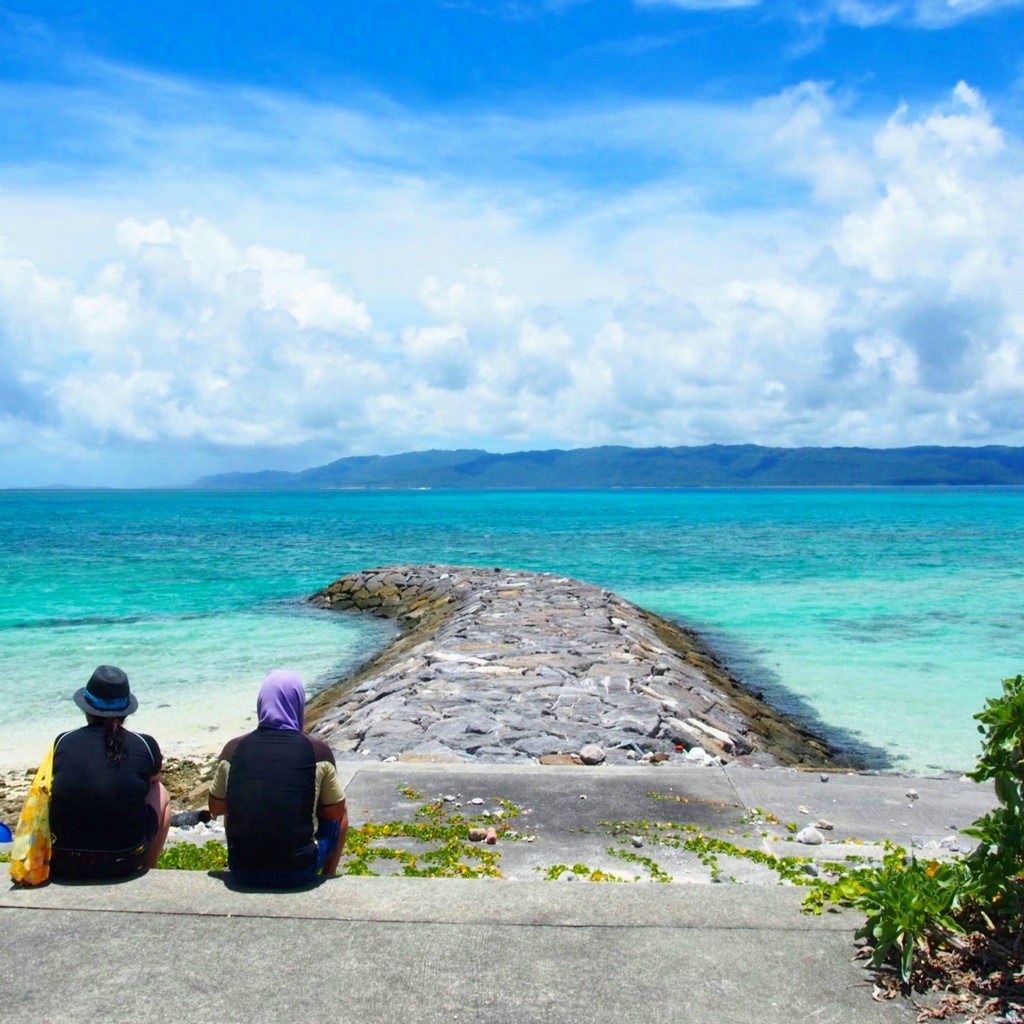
[256,670,306,732]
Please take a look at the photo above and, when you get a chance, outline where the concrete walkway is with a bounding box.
[3,873,918,1024]
[332,761,994,882]
[2,764,997,1024]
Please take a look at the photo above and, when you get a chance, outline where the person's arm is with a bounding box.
[207,757,230,819]
[319,799,348,875]
[318,797,346,821]
[315,754,348,874]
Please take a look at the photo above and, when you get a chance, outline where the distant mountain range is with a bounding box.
[191,444,1024,489]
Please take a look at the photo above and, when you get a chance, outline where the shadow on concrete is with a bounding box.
[208,869,332,894]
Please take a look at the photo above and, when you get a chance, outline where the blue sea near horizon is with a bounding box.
[2,487,1023,774]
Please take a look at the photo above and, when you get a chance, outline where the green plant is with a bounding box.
[542,863,570,880]
[609,847,672,882]
[961,673,1024,933]
[536,862,626,882]
[854,852,966,981]
[157,840,228,871]
[824,672,1024,985]
[155,786,524,879]
[802,874,868,915]
[338,786,522,878]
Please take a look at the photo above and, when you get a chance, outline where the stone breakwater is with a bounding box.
[307,565,844,769]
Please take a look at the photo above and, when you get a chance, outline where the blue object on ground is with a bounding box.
[0,822,13,842]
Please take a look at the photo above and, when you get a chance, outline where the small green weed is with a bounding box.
[339,786,522,879]
[157,840,228,871]
[645,790,732,810]
[537,862,627,882]
[155,786,523,879]
[609,847,672,882]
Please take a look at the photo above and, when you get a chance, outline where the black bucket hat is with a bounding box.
[73,665,139,718]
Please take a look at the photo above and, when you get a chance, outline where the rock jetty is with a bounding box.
[307,565,843,769]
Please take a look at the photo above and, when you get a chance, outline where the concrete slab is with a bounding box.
[341,762,751,882]
[0,873,916,1024]
[329,762,998,883]
[159,762,998,882]
[725,765,997,848]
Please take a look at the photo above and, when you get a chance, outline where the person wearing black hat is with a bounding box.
[49,665,171,880]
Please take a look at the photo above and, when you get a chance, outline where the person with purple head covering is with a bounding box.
[256,669,306,732]
[208,670,348,887]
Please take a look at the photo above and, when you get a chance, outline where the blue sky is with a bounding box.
[1,0,1023,485]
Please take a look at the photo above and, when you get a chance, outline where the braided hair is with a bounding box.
[87,714,127,767]
[103,716,126,767]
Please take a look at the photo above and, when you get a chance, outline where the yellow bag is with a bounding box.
[10,745,55,887]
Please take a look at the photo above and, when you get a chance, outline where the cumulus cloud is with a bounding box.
[419,266,524,327]
[836,83,1010,286]
[2,75,1024,484]
[756,83,876,205]
[1,217,378,457]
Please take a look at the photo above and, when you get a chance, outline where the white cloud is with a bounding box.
[2,75,1024,484]
[401,324,474,390]
[633,0,759,7]
[827,0,904,26]
[419,266,524,327]
[756,83,876,204]
[836,83,1011,286]
[817,0,1024,27]
[911,0,1024,26]
[1,217,381,458]
[636,0,1023,23]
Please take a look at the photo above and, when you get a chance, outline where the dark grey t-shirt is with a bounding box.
[50,723,161,853]
[210,728,342,873]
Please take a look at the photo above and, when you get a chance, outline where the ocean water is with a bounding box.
[2,487,1023,774]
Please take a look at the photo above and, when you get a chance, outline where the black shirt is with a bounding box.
[217,729,336,873]
[50,724,162,854]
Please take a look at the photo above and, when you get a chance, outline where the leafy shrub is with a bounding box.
[821,673,1024,984]
[961,673,1024,925]
[855,853,966,981]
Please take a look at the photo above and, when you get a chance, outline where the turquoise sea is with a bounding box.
[2,488,1023,774]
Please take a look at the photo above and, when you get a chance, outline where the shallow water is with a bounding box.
[2,487,1022,772]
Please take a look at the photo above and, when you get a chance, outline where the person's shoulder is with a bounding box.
[52,726,83,757]
[125,730,162,768]
[124,729,158,747]
[308,735,337,766]
[217,733,251,761]
[54,724,96,748]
